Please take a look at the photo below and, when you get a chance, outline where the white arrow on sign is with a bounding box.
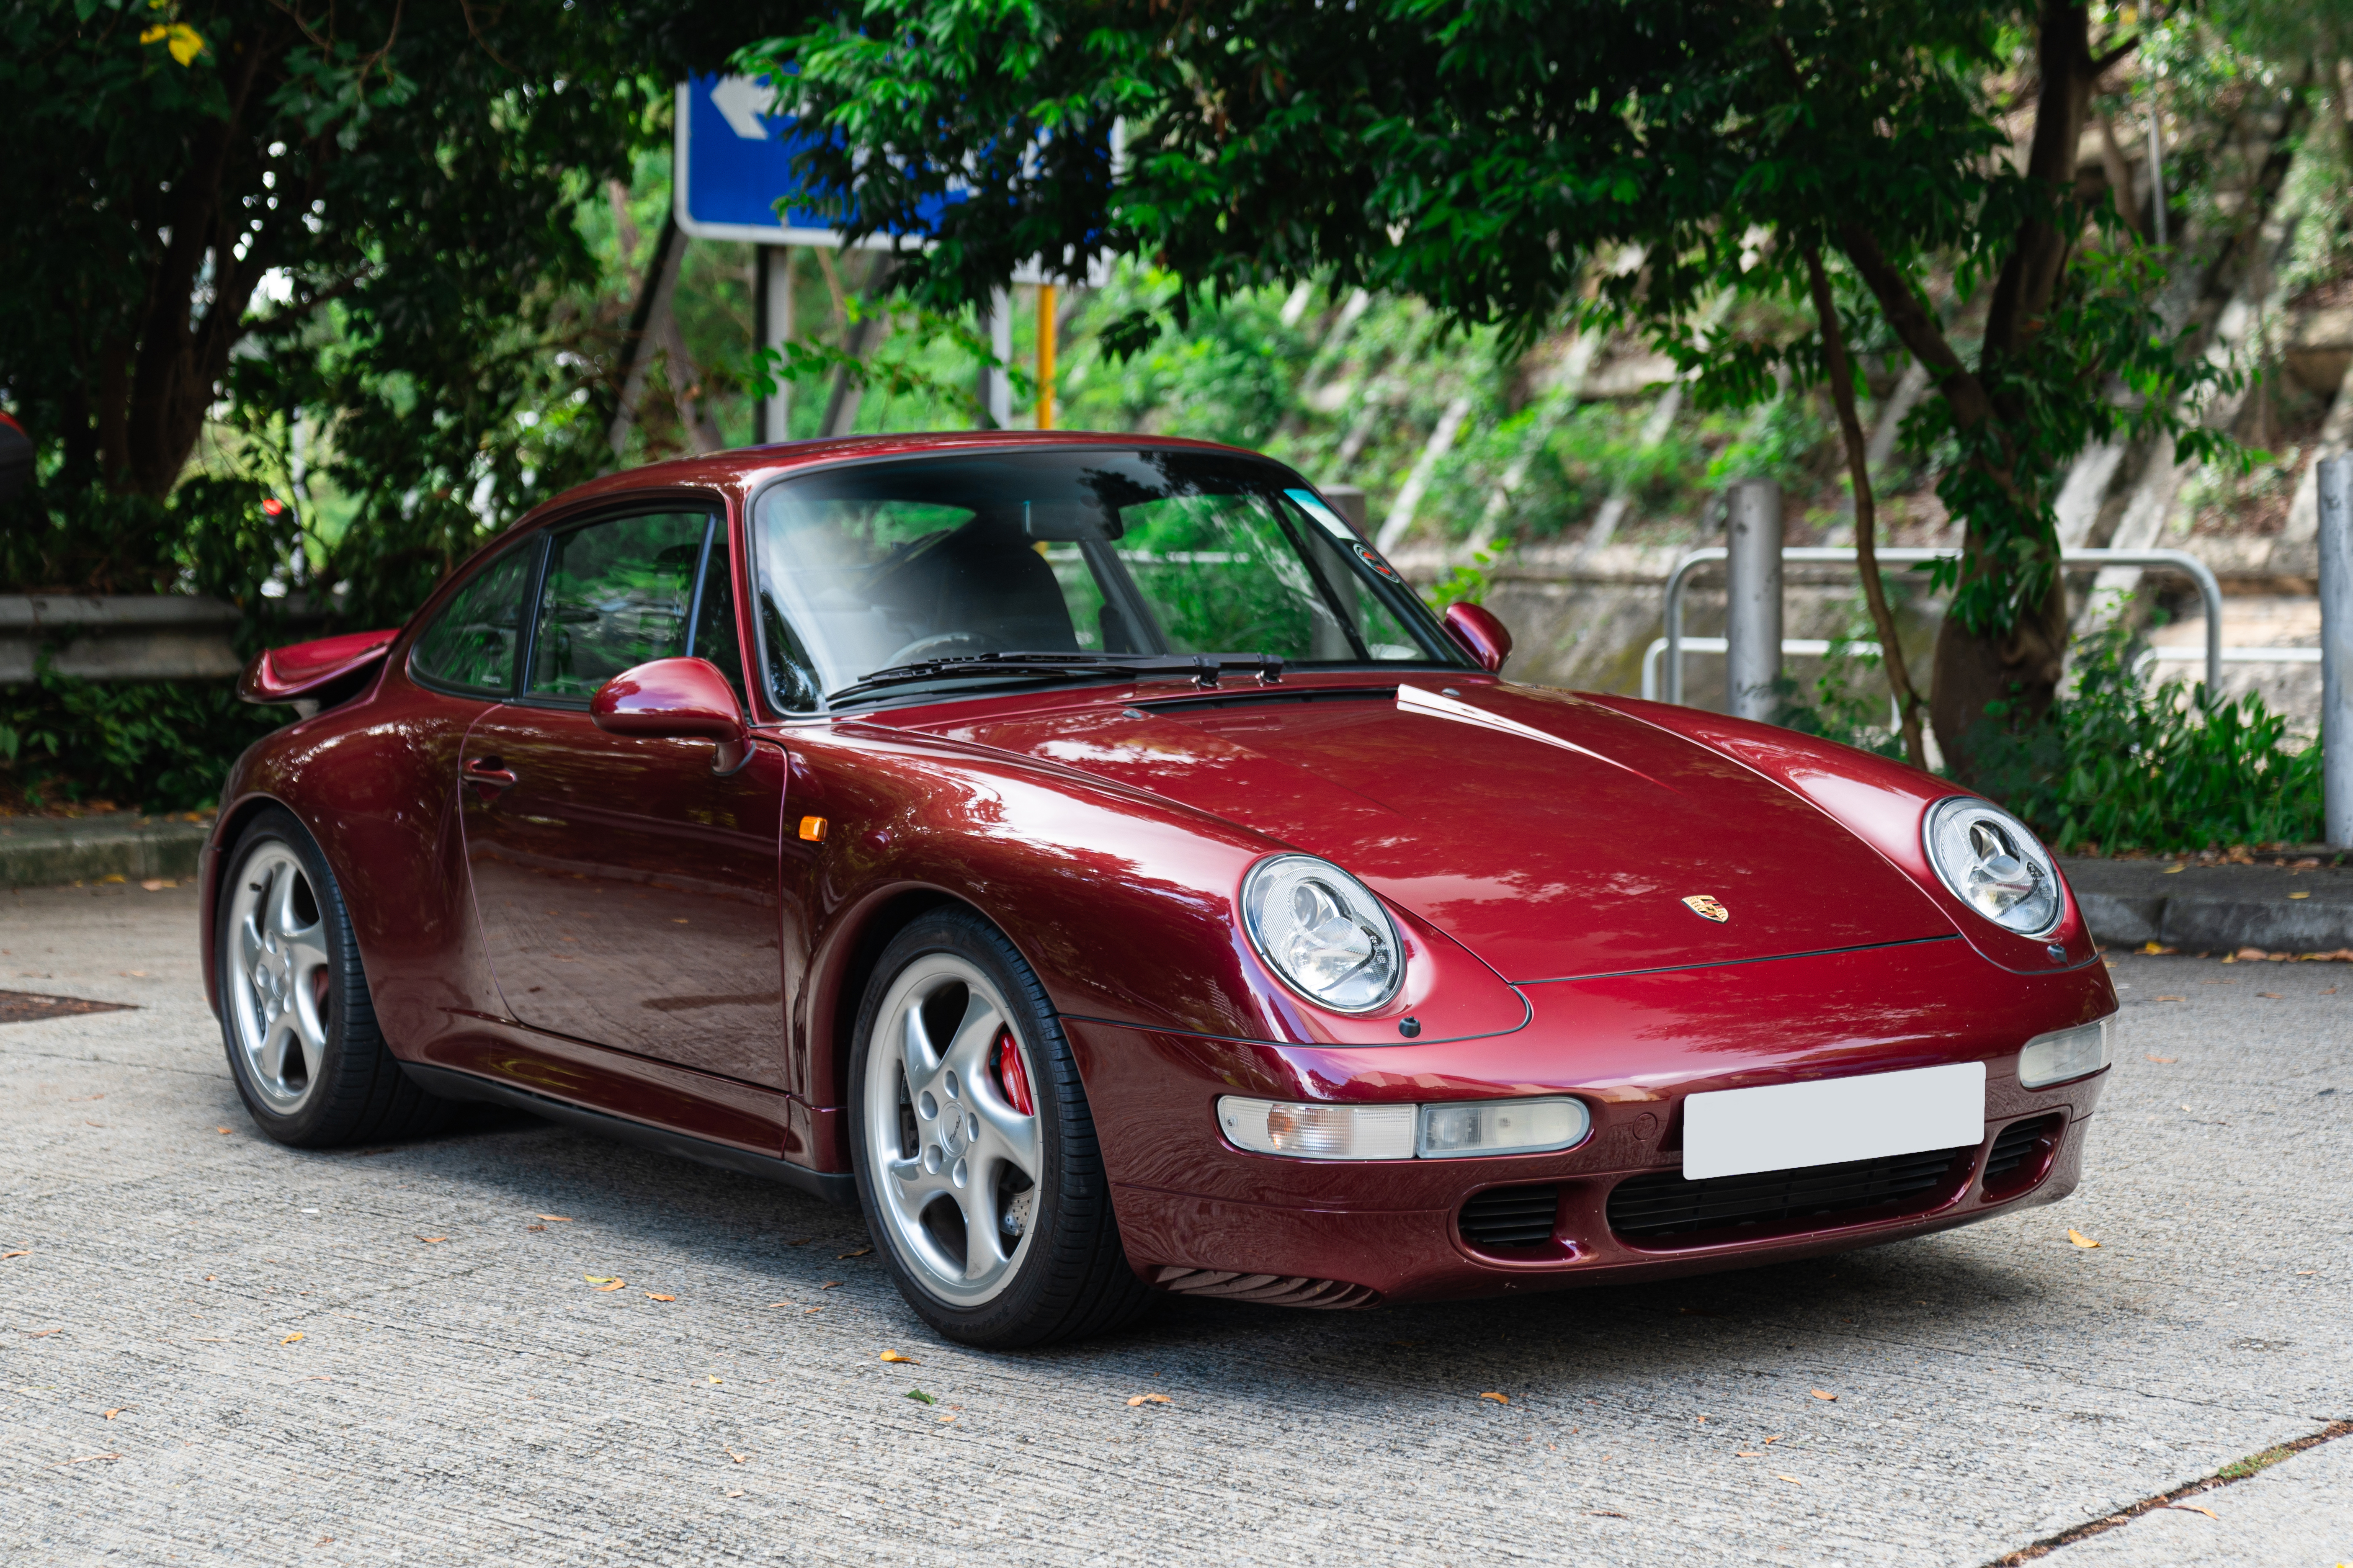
[709,75,778,141]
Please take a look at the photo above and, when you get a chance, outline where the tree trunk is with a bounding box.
[1804,247,1929,769]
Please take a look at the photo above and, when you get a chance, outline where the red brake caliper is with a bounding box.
[993,1028,1035,1116]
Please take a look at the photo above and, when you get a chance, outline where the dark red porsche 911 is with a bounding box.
[205,432,2116,1347]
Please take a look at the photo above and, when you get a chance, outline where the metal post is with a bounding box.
[1036,283,1059,430]
[754,245,793,444]
[1724,479,1783,721]
[2320,454,2353,848]
[1321,484,1369,539]
[977,288,1012,430]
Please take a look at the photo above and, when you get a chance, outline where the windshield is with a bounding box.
[748,447,1469,710]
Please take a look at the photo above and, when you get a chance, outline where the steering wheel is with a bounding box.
[881,631,993,667]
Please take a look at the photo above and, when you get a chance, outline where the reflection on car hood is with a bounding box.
[918,681,1956,983]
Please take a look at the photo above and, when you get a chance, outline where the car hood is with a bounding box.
[912,680,1956,983]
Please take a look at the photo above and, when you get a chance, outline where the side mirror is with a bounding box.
[1442,602,1512,675]
[593,657,753,774]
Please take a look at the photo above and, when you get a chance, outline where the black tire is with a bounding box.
[214,807,452,1148]
[848,908,1154,1349]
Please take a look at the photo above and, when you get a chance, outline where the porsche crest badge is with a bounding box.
[1681,894,1729,923]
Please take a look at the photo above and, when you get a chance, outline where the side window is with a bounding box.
[527,511,710,700]
[689,539,746,702]
[409,543,537,695]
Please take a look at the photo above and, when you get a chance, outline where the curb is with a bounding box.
[2060,855,2353,954]
[1,812,214,888]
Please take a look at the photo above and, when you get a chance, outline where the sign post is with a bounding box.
[677,73,1100,436]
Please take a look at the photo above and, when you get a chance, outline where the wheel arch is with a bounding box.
[199,790,312,1018]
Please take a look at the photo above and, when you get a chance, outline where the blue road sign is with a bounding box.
[673,73,957,248]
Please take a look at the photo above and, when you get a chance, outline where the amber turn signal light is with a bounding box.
[798,816,828,842]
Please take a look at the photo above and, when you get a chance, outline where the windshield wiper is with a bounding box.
[825,651,1283,705]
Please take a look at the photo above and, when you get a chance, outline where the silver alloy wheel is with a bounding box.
[225,842,332,1113]
[861,953,1041,1307]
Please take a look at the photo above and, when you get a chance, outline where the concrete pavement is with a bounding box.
[0,881,2346,1566]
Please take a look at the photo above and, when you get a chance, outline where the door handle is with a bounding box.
[464,756,519,793]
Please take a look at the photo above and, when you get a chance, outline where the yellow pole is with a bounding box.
[1036,283,1057,430]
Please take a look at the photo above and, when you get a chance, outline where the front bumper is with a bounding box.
[1067,935,2113,1306]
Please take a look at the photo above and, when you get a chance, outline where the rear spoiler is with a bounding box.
[239,628,398,706]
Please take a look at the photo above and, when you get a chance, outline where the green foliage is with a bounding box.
[1971,614,2323,853]
[3,664,282,814]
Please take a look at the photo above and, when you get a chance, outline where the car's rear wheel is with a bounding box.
[850,909,1152,1348]
[216,807,451,1148]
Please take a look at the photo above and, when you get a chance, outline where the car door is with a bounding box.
[458,503,790,1089]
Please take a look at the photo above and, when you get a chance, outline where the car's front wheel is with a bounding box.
[849,909,1152,1348]
[216,807,451,1148]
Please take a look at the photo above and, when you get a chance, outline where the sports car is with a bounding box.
[206,432,2116,1347]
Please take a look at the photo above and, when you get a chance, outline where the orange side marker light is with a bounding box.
[798,816,828,843]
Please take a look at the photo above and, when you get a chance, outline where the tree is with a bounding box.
[0,0,801,619]
[745,0,2235,777]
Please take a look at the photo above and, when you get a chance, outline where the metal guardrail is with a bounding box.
[1660,546,2226,705]
[1641,636,1882,703]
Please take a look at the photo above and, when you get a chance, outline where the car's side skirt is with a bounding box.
[401,1063,859,1208]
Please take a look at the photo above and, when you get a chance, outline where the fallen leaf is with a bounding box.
[644,1293,676,1302]
[2236,947,2266,961]
[1777,1473,1804,1486]
[707,1376,721,1385]
[595,1280,626,1293]
[2156,996,2185,1002]
[2259,991,2283,999]
[583,1274,616,1283]
[2163,1504,2219,1519]
[2289,891,2312,900]
[216,1126,232,1134]
[1764,1435,1783,1444]
[1736,1450,1763,1457]
[2161,865,2185,874]
[416,1236,447,1244]
[281,1332,303,1344]
[1810,1390,1836,1401]
[316,1537,333,1548]
[726,1447,747,1464]
[1585,1510,1628,1519]
[879,1350,917,1364]
[2068,1229,2101,1249]
[726,1489,745,1498]
[936,1414,956,1424]
[906,1389,936,1405]
[23,1328,61,1338]
[763,1301,793,1308]
[536,1215,573,1223]
[838,1247,873,1259]
[803,1307,822,1315]
[0,1251,26,1260]
[2297,1270,2317,1276]
[102,1408,124,1419]
[820,1280,843,1290]
[526,1225,545,1233]
[1480,1391,1509,1404]
[1127,1393,1172,1406]
[2145,1055,2177,1063]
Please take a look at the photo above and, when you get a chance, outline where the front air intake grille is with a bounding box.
[1608,1147,1966,1243]
[1982,1114,2062,1192]
[1458,1184,1560,1249]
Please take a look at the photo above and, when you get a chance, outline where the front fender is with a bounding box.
[1577,695,2101,978]
[779,722,1529,1108]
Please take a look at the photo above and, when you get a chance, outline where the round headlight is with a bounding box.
[1923,797,2063,937]
[1240,854,1404,1014]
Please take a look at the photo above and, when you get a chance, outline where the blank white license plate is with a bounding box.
[1681,1063,1986,1181]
